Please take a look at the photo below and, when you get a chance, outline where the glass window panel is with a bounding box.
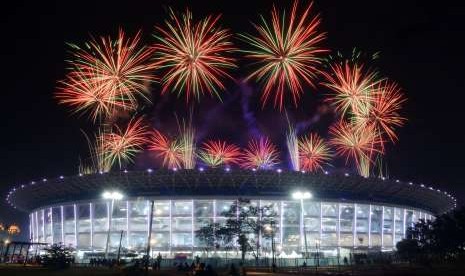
[64,220,74,234]
[340,234,353,246]
[304,217,320,232]
[307,233,320,246]
[340,204,354,232]
[93,233,106,249]
[282,201,300,226]
[395,220,403,234]
[111,217,126,231]
[78,204,90,219]
[64,235,75,247]
[356,234,368,247]
[112,200,127,218]
[194,201,213,217]
[383,220,393,234]
[152,233,170,248]
[383,234,393,247]
[384,207,393,221]
[153,201,170,217]
[283,227,300,246]
[194,218,213,231]
[371,206,382,233]
[322,203,337,217]
[321,233,337,246]
[153,218,170,231]
[52,207,62,243]
[129,232,147,250]
[129,216,147,232]
[260,201,280,217]
[371,234,381,247]
[130,200,148,217]
[64,205,74,221]
[356,204,369,218]
[94,202,108,219]
[172,233,192,247]
[78,233,91,248]
[394,208,403,221]
[172,217,192,232]
[172,201,192,216]
[322,218,337,232]
[356,219,368,233]
[304,201,320,217]
[45,209,52,236]
[216,200,234,216]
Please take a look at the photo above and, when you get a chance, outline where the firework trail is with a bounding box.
[64,29,156,119]
[79,129,112,174]
[240,0,327,110]
[285,115,300,171]
[101,116,150,169]
[241,137,280,169]
[153,8,236,102]
[148,130,183,169]
[198,140,241,167]
[177,117,196,169]
[298,133,332,172]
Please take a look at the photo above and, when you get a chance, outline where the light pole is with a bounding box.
[315,239,321,274]
[102,190,124,259]
[292,191,312,260]
[264,220,276,272]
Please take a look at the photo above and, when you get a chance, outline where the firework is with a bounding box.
[148,130,183,169]
[79,130,112,174]
[153,8,236,102]
[239,0,327,110]
[241,137,280,169]
[102,117,149,169]
[286,121,300,171]
[298,133,332,172]
[57,71,131,122]
[322,61,380,117]
[329,121,382,177]
[177,118,196,169]
[354,80,406,142]
[66,29,156,115]
[198,140,241,167]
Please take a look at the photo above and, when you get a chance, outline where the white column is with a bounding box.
[392,208,396,247]
[42,209,45,243]
[337,203,341,248]
[74,204,78,248]
[169,200,172,255]
[299,199,304,251]
[381,206,385,248]
[402,209,407,238]
[280,201,284,247]
[319,202,323,246]
[353,204,357,248]
[368,205,372,248]
[50,208,54,245]
[90,203,93,249]
[61,206,64,244]
[35,211,39,243]
[126,201,130,249]
[191,200,195,254]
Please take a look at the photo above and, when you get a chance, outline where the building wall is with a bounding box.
[29,198,433,256]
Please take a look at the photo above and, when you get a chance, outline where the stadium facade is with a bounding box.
[6,169,456,259]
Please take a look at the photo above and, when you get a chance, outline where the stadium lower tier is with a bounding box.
[30,198,433,258]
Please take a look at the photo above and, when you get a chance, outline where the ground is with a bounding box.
[1,264,465,276]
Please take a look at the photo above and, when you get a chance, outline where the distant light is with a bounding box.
[301,170,306,174]
[172,167,178,172]
[123,169,128,173]
[408,182,413,185]
[21,185,24,188]
[344,173,349,177]
[59,176,64,179]
[99,171,103,174]
[276,169,282,173]
[225,167,231,172]
[199,167,204,172]
[31,181,36,185]
[324,171,329,175]
[292,191,312,200]
[252,168,257,172]
[147,168,153,173]
[420,184,425,187]
[79,173,83,177]
[102,191,124,200]
[395,180,400,183]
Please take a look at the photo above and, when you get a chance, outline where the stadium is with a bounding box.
[6,169,456,260]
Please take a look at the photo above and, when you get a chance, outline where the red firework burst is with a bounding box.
[241,137,280,169]
[240,0,327,110]
[148,130,183,169]
[198,140,241,167]
[354,80,406,142]
[298,133,332,172]
[153,8,236,102]
[329,121,383,172]
[102,117,150,169]
[67,29,156,114]
[322,61,380,117]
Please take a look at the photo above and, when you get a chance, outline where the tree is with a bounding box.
[196,198,277,262]
[42,244,74,269]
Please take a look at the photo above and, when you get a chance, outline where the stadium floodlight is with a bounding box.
[102,190,124,258]
[292,191,312,200]
[102,191,124,200]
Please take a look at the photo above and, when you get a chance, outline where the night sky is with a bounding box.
[1,0,464,240]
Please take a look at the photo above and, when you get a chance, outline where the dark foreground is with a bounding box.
[1,264,464,276]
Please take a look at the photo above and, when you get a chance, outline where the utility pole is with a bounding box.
[116,230,124,264]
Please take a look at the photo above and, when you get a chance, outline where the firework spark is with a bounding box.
[240,0,327,110]
[329,121,382,177]
[241,137,280,169]
[286,122,300,171]
[322,61,380,117]
[66,29,156,116]
[79,129,112,174]
[178,118,196,169]
[354,80,406,142]
[148,130,183,169]
[198,140,241,167]
[57,71,132,122]
[102,117,149,169]
[153,8,236,102]
[298,133,332,172]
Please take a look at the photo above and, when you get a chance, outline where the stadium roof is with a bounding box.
[6,169,456,214]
